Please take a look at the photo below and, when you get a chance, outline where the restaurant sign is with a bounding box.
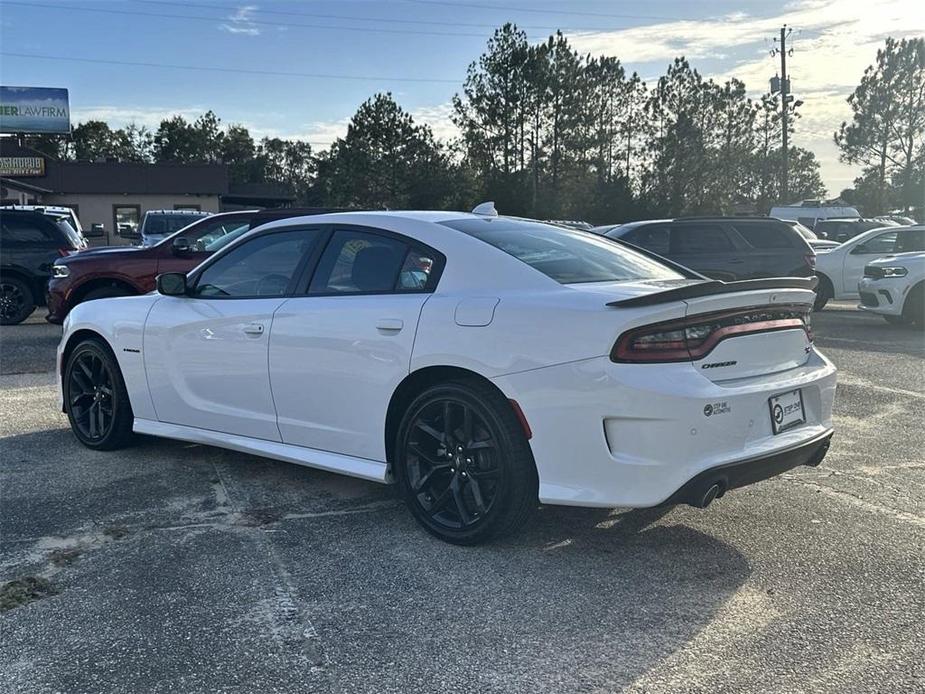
[0,156,46,177]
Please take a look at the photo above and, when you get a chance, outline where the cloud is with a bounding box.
[70,105,208,129]
[219,5,260,36]
[566,0,925,193]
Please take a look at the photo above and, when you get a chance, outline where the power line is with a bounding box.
[136,0,620,33]
[3,1,493,40]
[0,52,461,84]
[400,0,680,21]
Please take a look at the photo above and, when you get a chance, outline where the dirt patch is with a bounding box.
[102,524,131,540]
[48,548,81,566]
[0,576,57,612]
[234,509,283,527]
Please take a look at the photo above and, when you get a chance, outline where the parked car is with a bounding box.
[1,204,85,238]
[814,217,898,243]
[128,209,213,246]
[769,201,860,230]
[778,218,841,250]
[57,208,835,544]
[1,209,88,324]
[46,208,335,323]
[598,217,815,281]
[874,215,916,226]
[813,225,925,310]
[857,232,925,327]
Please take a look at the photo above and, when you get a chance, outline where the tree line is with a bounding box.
[26,27,924,222]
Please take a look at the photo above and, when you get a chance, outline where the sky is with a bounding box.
[1,0,923,196]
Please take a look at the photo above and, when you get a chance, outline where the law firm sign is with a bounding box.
[0,86,71,134]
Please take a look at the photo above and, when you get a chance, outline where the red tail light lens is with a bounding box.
[612,305,812,363]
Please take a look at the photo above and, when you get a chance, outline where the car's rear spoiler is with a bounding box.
[607,277,819,308]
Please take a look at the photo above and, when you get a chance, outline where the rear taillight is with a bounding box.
[612,305,812,363]
[804,253,816,269]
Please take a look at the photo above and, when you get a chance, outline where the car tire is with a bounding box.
[394,379,538,545]
[0,276,36,325]
[813,275,832,312]
[901,284,924,329]
[83,285,134,303]
[64,338,135,450]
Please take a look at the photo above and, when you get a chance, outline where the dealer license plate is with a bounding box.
[769,389,805,434]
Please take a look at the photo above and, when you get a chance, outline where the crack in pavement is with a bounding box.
[782,474,925,528]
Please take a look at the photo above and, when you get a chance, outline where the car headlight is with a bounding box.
[52,265,70,278]
[879,266,908,278]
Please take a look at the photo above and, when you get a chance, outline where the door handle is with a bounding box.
[376,318,404,332]
[243,323,265,336]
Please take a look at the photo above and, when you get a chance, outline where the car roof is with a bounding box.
[144,209,212,215]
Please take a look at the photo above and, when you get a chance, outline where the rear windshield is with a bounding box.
[144,214,206,235]
[441,218,683,284]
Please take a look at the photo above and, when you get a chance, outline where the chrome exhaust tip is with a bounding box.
[697,483,722,508]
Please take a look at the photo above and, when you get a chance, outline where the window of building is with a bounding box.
[113,205,141,235]
[174,204,202,211]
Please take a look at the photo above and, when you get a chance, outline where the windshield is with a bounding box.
[144,214,206,236]
[203,223,252,252]
[441,218,683,284]
[54,218,86,248]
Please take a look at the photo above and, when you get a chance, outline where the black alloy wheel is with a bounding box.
[0,278,35,325]
[395,380,537,544]
[64,339,135,450]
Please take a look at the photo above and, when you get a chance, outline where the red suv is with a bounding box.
[46,208,336,323]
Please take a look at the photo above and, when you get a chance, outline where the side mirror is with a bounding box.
[172,237,192,256]
[86,223,105,238]
[156,272,188,296]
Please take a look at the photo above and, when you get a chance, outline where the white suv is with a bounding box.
[857,225,925,327]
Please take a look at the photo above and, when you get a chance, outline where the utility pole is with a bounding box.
[772,25,793,203]
[779,25,790,202]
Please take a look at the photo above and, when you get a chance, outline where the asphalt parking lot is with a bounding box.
[1,304,923,694]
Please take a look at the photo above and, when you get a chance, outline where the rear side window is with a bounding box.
[730,221,798,249]
[623,225,670,255]
[895,229,925,253]
[442,218,682,284]
[0,215,55,244]
[670,224,735,253]
[309,229,438,294]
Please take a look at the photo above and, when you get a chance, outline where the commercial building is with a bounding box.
[0,140,292,244]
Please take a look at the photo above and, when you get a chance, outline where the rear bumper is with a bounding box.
[662,430,832,507]
[492,348,837,508]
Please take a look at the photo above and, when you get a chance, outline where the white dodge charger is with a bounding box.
[58,207,837,544]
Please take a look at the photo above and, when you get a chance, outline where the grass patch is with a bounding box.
[0,576,57,612]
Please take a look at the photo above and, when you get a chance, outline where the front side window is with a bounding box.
[855,232,898,255]
[443,218,681,284]
[193,229,319,298]
[310,229,436,294]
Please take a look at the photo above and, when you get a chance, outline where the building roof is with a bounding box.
[1,139,229,195]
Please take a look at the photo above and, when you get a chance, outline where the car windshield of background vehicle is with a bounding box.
[442,218,682,284]
[146,214,208,236]
[193,221,252,251]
